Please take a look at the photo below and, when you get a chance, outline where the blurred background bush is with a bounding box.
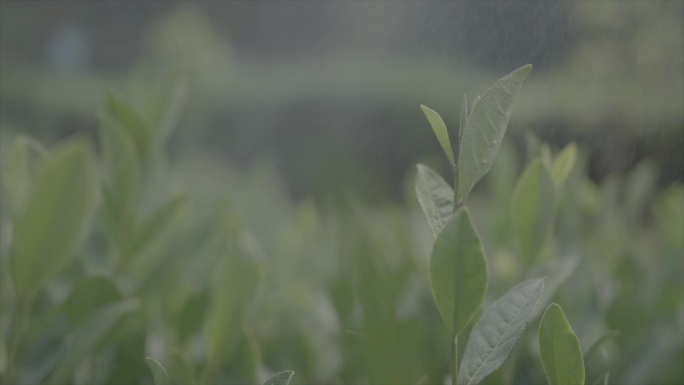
[1,1,682,201]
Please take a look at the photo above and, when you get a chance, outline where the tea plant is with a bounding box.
[416,65,585,384]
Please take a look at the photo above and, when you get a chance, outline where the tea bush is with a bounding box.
[0,68,682,385]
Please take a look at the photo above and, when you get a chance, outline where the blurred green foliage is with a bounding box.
[1,2,682,199]
[0,70,682,384]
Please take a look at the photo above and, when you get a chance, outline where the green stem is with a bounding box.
[451,335,459,385]
[453,167,461,213]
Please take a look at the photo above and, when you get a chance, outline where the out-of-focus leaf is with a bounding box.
[529,255,581,318]
[263,370,295,385]
[457,65,531,204]
[156,77,189,147]
[429,208,488,337]
[583,329,621,357]
[146,357,172,385]
[459,279,545,385]
[510,159,555,264]
[11,137,98,298]
[106,94,151,158]
[169,349,197,385]
[421,105,456,169]
[415,164,454,238]
[46,299,139,384]
[539,303,585,385]
[551,143,577,187]
[130,195,187,255]
[624,160,658,220]
[206,252,260,371]
[176,291,208,344]
[1,135,49,213]
[63,275,122,325]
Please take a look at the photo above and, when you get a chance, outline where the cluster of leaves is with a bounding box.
[0,67,682,385]
[417,65,584,385]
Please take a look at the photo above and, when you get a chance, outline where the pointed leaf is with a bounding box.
[510,159,555,264]
[421,105,456,169]
[539,303,585,385]
[263,370,295,385]
[146,357,172,385]
[459,279,545,385]
[11,137,98,298]
[551,143,577,187]
[429,208,488,337]
[415,164,454,238]
[457,65,531,204]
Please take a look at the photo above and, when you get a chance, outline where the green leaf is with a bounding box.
[551,143,577,187]
[11,137,98,298]
[263,370,295,385]
[539,303,585,385]
[510,159,555,264]
[206,252,260,370]
[63,275,122,325]
[130,195,187,255]
[1,135,48,213]
[459,278,545,385]
[415,164,454,238]
[106,94,151,158]
[146,357,172,385]
[169,349,197,385]
[421,105,456,169]
[429,208,488,337]
[156,77,189,147]
[46,299,139,384]
[457,65,531,204]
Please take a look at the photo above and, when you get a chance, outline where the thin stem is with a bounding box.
[452,167,461,213]
[451,335,459,385]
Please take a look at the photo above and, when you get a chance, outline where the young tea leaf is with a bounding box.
[11,137,98,298]
[146,357,172,385]
[551,143,577,187]
[539,303,585,385]
[457,65,531,205]
[421,105,456,169]
[459,278,545,385]
[263,370,295,385]
[415,164,454,238]
[429,208,488,337]
[510,159,555,264]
